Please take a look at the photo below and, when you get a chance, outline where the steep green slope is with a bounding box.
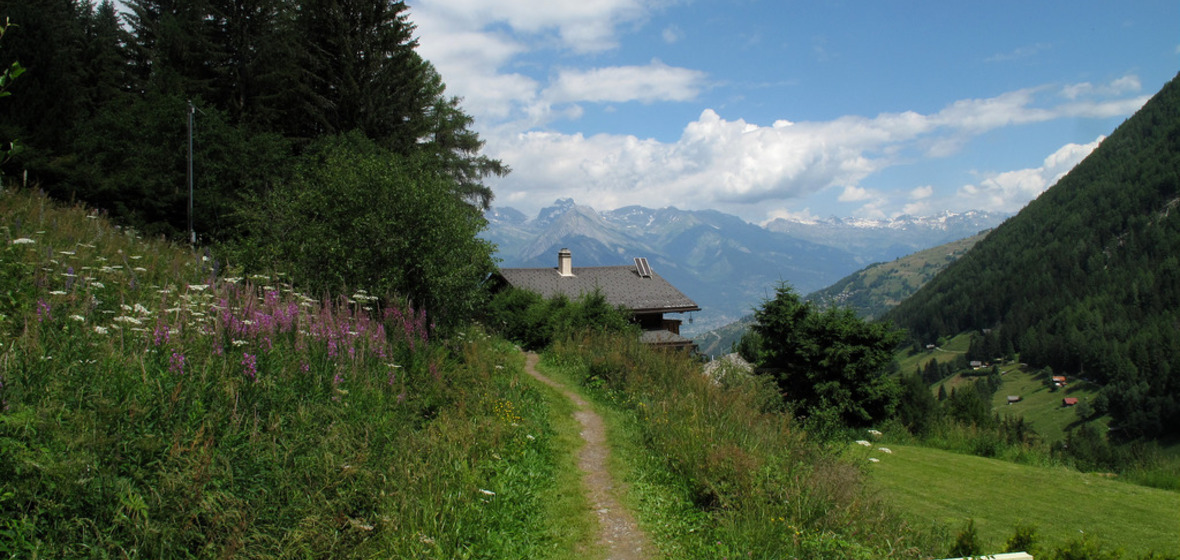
[808,232,987,319]
[885,72,1180,440]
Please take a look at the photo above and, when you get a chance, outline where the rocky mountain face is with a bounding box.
[484,199,1006,335]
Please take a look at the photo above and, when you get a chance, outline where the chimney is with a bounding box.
[557,248,573,277]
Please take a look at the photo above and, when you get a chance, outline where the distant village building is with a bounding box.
[1062,397,1079,407]
[493,249,701,351]
[1007,395,1022,404]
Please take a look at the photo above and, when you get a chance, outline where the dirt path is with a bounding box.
[523,353,652,560]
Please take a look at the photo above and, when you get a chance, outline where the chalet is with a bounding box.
[1007,395,1022,404]
[1052,375,1067,388]
[1062,397,1079,407]
[970,360,984,368]
[493,249,701,351]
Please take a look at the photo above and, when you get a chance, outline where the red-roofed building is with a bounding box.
[1062,397,1079,406]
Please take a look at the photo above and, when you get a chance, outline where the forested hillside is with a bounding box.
[886,72,1180,440]
[0,0,503,324]
[807,232,987,320]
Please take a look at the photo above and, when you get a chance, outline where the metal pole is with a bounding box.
[187,100,195,244]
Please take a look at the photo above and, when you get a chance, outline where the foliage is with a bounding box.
[886,72,1180,439]
[234,133,495,327]
[0,0,503,237]
[0,186,572,557]
[486,285,637,350]
[545,332,935,559]
[748,283,903,430]
[949,518,981,558]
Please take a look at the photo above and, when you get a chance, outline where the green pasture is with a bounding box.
[897,332,973,377]
[865,443,1180,556]
[991,366,1109,444]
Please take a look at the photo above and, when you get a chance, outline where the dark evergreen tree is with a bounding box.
[752,284,903,428]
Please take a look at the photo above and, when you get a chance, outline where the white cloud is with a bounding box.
[1061,74,1142,100]
[411,0,654,54]
[543,60,707,105]
[955,137,1104,212]
[910,185,934,200]
[838,186,872,202]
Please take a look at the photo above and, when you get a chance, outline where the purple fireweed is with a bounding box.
[241,352,258,382]
[169,352,186,375]
[36,299,51,323]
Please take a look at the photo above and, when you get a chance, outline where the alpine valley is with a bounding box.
[483,200,1007,334]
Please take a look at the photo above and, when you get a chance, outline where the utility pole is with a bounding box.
[187,100,195,244]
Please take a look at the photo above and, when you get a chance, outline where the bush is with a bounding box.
[235,132,495,328]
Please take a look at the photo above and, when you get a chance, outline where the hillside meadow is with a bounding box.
[864,443,1180,556]
[0,186,595,557]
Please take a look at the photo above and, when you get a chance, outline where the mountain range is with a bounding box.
[483,200,1006,334]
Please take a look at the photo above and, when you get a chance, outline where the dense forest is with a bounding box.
[0,0,503,323]
[886,72,1180,440]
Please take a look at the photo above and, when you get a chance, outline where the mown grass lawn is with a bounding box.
[865,443,1180,556]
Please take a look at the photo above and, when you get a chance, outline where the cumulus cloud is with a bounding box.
[838,186,873,202]
[543,60,707,105]
[955,137,1104,212]
[408,1,1150,222]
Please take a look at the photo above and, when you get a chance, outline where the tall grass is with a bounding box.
[546,333,938,559]
[0,187,570,557]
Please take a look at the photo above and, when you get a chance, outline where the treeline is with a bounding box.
[0,0,504,325]
[885,72,1180,440]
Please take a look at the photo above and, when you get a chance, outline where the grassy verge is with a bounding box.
[518,354,600,559]
[0,186,574,558]
[542,333,938,559]
[865,443,1180,557]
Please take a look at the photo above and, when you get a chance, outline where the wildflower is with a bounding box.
[113,316,142,325]
[49,290,67,296]
[93,325,109,335]
[70,315,86,322]
[11,238,35,245]
[133,303,151,315]
[187,284,209,292]
[877,447,893,454]
[59,251,75,256]
[868,429,883,437]
[134,267,147,273]
[90,282,105,289]
[169,352,186,375]
[478,488,495,496]
[36,300,51,322]
[241,352,257,382]
[855,440,871,447]
[868,457,880,463]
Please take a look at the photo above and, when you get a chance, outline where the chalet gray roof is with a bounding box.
[496,264,700,314]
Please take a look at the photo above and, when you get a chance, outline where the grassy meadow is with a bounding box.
[864,443,1180,557]
[989,366,1109,444]
[0,186,593,557]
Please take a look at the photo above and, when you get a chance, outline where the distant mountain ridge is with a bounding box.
[484,200,1007,334]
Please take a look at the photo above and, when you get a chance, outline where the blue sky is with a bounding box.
[407,0,1178,223]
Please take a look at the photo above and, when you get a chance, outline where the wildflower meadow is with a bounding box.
[0,187,577,557]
